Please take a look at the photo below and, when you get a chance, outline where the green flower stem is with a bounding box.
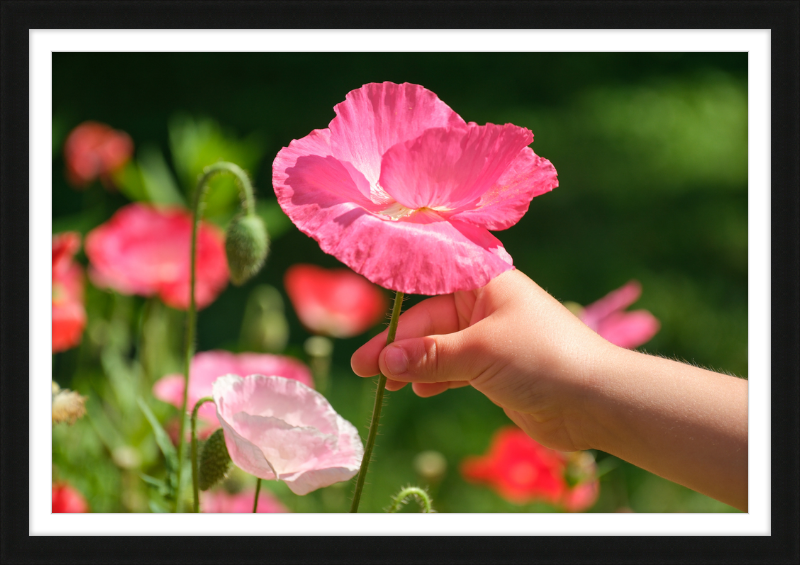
[349,290,404,513]
[191,396,214,513]
[253,478,262,513]
[387,486,434,513]
[175,161,255,513]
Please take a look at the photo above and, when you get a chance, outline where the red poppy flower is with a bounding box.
[52,232,86,353]
[52,483,89,513]
[284,264,388,338]
[85,203,229,310]
[64,121,133,188]
[461,426,599,511]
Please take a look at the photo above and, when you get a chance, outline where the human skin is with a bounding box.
[351,269,748,511]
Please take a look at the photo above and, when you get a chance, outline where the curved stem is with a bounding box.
[175,162,255,512]
[253,478,262,513]
[349,290,404,513]
[191,396,214,513]
[387,486,434,513]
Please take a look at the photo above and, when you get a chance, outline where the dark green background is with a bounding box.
[52,53,747,513]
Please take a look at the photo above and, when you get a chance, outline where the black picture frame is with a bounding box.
[2,1,798,564]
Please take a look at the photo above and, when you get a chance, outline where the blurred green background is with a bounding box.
[52,53,747,513]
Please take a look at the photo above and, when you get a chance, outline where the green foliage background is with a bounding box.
[52,53,747,513]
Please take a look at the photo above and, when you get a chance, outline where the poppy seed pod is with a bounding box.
[198,428,232,491]
[225,214,269,286]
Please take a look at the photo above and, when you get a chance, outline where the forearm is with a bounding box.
[582,347,748,511]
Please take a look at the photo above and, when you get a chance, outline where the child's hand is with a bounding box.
[352,268,748,511]
[351,269,614,452]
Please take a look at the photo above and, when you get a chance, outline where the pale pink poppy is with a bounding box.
[212,374,363,495]
[284,264,387,338]
[580,281,660,349]
[85,203,229,310]
[201,488,288,513]
[273,82,558,296]
[52,232,86,353]
[64,121,133,188]
[153,350,313,423]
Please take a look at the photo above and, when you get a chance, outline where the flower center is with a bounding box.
[377,203,451,221]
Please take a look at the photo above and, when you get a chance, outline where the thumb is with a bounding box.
[378,327,488,384]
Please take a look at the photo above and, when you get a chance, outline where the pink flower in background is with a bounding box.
[154,351,313,423]
[284,264,388,338]
[85,203,229,310]
[461,426,598,512]
[201,489,288,513]
[273,82,557,296]
[52,483,89,513]
[579,280,660,349]
[52,232,86,353]
[64,121,133,188]
[213,374,363,495]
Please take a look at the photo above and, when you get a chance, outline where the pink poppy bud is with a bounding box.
[273,82,558,296]
[153,351,313,423]
[212,374,363,495]
[284,264,388,338]
[85,203,229,310]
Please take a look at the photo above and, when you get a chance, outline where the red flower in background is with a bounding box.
[52,483,89,513]
[64,121,133,188]
[284,264,388,338]
[579,280,660,349]
[86,204,229,310]
[461,426,599,511]
[52,232,86,353]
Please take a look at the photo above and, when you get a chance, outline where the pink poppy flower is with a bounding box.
[52,483,89,513]
[461,426,598,512]
[153,350,313,424]
[580,281,660,349]
[52,232,86,353]
[85,203,229,310]
[273,82,558,296]
[212,374,363,495]
[201,488,288,513]
[64,121,133,188]
[284,264,388,338]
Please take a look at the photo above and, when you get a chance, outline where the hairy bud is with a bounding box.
[198,428,232,491]
[225,214,269,285]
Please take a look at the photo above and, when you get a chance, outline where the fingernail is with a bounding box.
[384,346,408,376]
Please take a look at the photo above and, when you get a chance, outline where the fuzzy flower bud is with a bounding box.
[198,428,232,491]
[225,214,269,286]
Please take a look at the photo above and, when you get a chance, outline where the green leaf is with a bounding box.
[137,397,177,469]
[114,161,148,203]
[137,145,185,206]
[149,499,169,513]
[139,473,166,489]
[168,114,265,219]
